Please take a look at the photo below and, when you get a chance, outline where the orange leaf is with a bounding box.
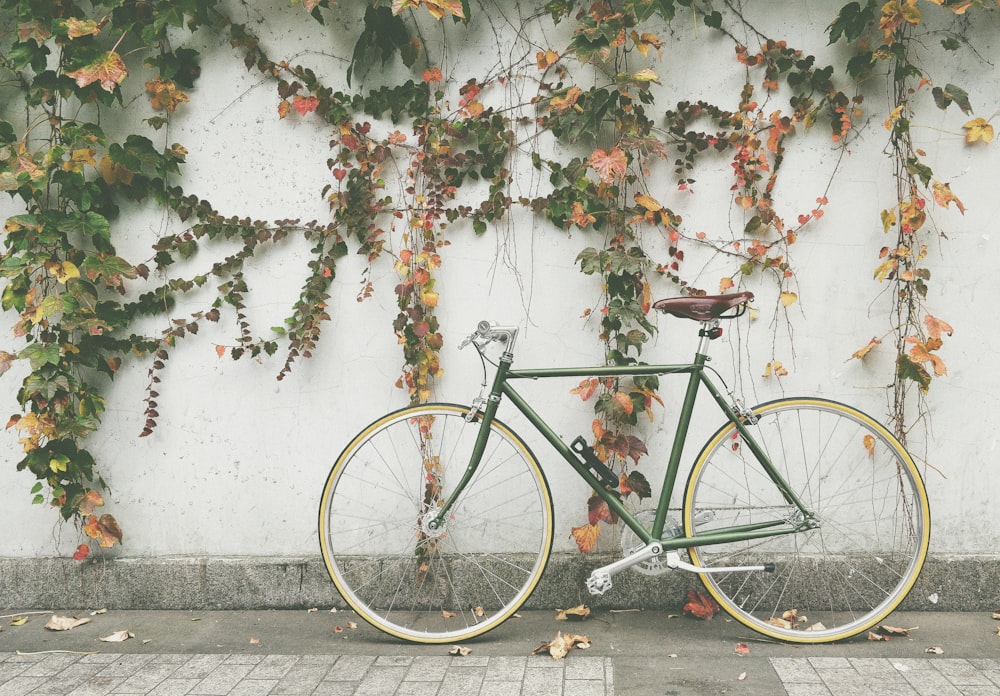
[931,181,965,214]
[570,523,600,553]
[570,378,599,401]
[77,490,104,515]
[734,642,750,655]
[587,495,615,525]
[215,345,226,358]
[588,147,627,184]
[422,66,443,83]
[569,201,596,229]
[863,434,876,457]
[72,544,90,561]
[851,337,881,361]
[536,49,559,70]
[924,314,953,340]
[613,391,634,415]
[66,51,128,92]
[83,514,123,548]
[634,193,661,211]
[683,590,720,620]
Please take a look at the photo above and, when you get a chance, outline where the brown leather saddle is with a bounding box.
[652,291,754,321]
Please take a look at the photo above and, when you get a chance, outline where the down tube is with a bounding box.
[499,381,654,545]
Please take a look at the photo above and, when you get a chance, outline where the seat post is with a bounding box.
[696,319,722,357]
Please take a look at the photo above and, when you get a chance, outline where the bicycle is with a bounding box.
[318,291,930,644]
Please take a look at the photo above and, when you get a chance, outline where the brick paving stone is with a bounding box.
[96,655,157,677]
[437,665,486,696]
[113,662,180,694]
[564,657,605,681]
[480,681,522,696]
[269,666,329,695]
[898,666,964,696]
[562,678,604,696]
[771,657,823,683]
[808,657,851,670]
[935,660,996,687]
[226,679,277,696]
[0,665,26,682]
[64,675,125,696]
[782,684,833,696]
[374,656,412,667]
[484,656,527,682]
[190,664,255,695]
[395,682,441,696]
[245,656,299,681]
[0,676,49,696]
[817,667,883,696]
[222,657,263,667]
[520,666,563,696]
[959,687,1000,696]
[355,665,410,696]
[294,656,338,667]
[404,656,451,682]
[172,656,229,680]
[145,677,201,696]
[20,654,84,677]
[322,655,375,682]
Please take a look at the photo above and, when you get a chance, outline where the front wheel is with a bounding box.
[683,398,930,643]
[319,403,554,643]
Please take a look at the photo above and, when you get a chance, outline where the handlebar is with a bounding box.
[459,321,519,351]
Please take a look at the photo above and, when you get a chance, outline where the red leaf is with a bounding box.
[682,590,720,620]
[72,544,90,561]
[292,95,319,116]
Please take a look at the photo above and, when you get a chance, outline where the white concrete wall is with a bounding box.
[2,0,999,560]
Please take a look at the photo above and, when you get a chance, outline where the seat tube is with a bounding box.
[651,348,709,538]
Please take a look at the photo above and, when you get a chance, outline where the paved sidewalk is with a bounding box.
[1,610,998,695]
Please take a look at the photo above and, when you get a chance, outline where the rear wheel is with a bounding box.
[319,403,553,643]
[684,398,930,643]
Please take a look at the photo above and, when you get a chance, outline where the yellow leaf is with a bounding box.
[850,337,881,361]
[719,277,735,293]
[10,616,28,626]
[931,181,965,214]
[873,258,897,281]
[630,68,660,83]
[762,361,788,378]
[779,291,797,307]
[634,193,661,211]
[963,117,994,144]
[55,261,80,283]
[420,290,439,307]
[863,434,876,457]
[570,523,600,553]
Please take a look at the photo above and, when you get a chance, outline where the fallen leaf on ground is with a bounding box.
[441,610,456,618]
[45,615,91,631]
[738,671,747,681]
[682,590,720,620]
[925,646,944,654]
[555,605,591,621]
[307,608,318,613]
[333,626,343,634]
[10,617,28,626]
[449,646,471,656]
[474,606,484,618]
[90,609,108,616]
[992,610,1000,620]
[868,631,888,641]
[347,621,357,629]
[250,637,260,645]
[734,642,750,655]
[874,625,910,637]
[768,616,793,630]
[532,631,591,660]
[100,630,133,642]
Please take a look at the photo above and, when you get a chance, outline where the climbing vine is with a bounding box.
[0,0,994,558]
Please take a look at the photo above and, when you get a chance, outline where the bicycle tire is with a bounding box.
[683,398,930,643]
[319,403,554,643]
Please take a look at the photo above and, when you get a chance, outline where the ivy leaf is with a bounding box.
[963,117,994,144]
[83,513,123,547]
[683,590,720,619]
[588,147,627,184]
[931,83,972,114]
[924,314,954,340]
[66,52,128,92]
[931,181,965,213]
[896,353,931,392]
[292,95,319,116]
[620,470,651,498]
[850,337,881,361]
[570,522,600,553]
[588,495,616,525]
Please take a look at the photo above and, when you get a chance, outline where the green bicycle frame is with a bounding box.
[432,340,814,551]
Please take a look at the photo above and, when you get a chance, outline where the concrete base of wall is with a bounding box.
[1,554,994,612]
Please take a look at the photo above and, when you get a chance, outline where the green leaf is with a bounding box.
[19,343,61,370]
[932,84,972,115]
[827,1,876,45]
[896,354,931,393]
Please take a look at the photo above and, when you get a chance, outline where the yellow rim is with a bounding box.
[684,398,930,643]
[318,403,554,643]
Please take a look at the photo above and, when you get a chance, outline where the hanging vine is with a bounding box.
[0,0,994,559]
